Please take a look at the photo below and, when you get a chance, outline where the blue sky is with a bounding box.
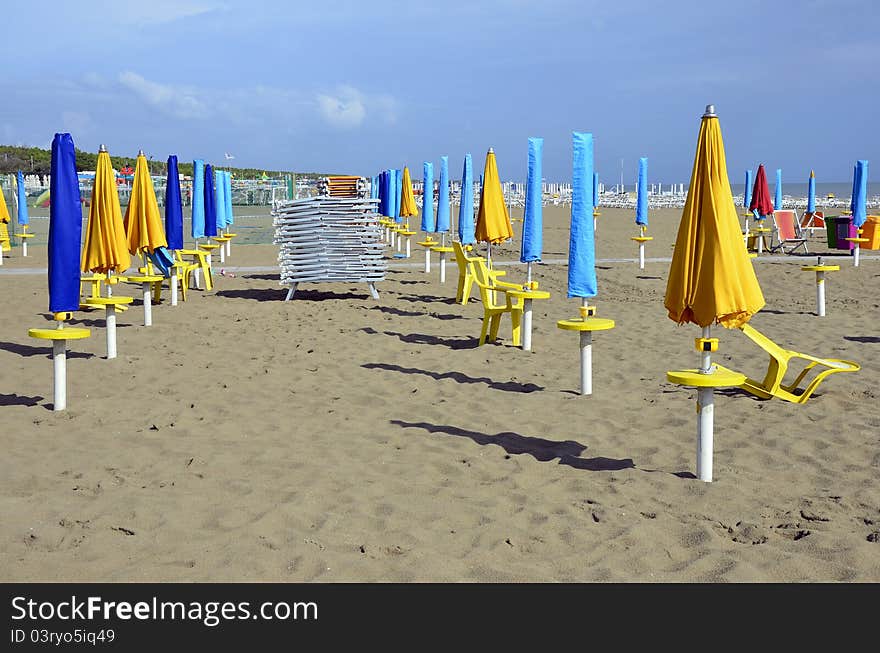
[2,0,878,184]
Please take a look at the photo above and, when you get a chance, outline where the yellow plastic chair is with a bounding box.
[469,258,523,346]
[178,248,213,291]
[736,323,859,404]
[451,241,507,305]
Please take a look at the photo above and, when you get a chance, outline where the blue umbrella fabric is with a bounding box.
[394,169,403,223]
[16,170,28,225]
[743,169,753,208]
[458,154,475,245]
[380,170,391,217]
[191,159,205,240]
[214,169,227,234]
[224,172,234,226]
[593,171,599,208]
[204,164,217,238]
[636,156,648,227]
[808,171,816,214]
[48,133,82,315]
[568,132,597,299]
[852,160,869,229]
[436,156,451,233]
[371,175,379,201]
[165,155,183,250]
[774,168,783,210]
[520,137,543,264]
[420,162,435,233]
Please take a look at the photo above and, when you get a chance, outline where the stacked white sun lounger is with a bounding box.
[273,196,386,300]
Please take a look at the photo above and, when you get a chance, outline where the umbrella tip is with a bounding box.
[99,143,107,152]
[138,149,145,157]
[488,147,494,153]
[703,104,717,118]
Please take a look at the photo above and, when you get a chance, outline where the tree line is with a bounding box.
[0,144,333,180]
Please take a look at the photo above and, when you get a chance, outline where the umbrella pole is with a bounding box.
[697,325,714,482]
[106,304,117,359]
[580,299,592,396]
[527,261,532,285]
[53,323,67,411]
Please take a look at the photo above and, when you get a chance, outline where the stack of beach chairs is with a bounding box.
[273,196,386,297]
[316,175,368,199]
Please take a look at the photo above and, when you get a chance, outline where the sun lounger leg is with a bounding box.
[53,340,66,411]
[367,282,379,300]
[106,305,117,359]
[697,388,714,482]
[284,283,298,301]
[580,330,592,396]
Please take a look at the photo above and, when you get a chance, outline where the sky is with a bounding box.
[2,0,879,185]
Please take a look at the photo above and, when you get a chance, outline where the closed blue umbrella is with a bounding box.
[16,170,28,226]
[224,172,234,227]
[592,172,599,209]
[215,168,227,234]
[204,164,217,238]
[436,156,451,234]
[743,169,753,208]
[774,168,783,211]
[394,168,403,223]
[420,162,435,233]
[48,133,82,315]
[371,175,379,201]
[568,132,597,299]
[852,160,868,229]
[849,163,859,218]
[458,154,475,245]
[191,159,205,241]
[164,155,183,250]
[520,137,543,279]
[636,157,648,226]
[807,170,816,214]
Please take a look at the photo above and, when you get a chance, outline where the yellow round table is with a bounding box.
[28,325,91,411]
[508,288,550,351]
[124,275,163,326]
[557,315,615,395]
[801,264,839,317]
[844,237,869,267]
[430,245,454,283]
[631,235,653,269]
[80,296,133,359]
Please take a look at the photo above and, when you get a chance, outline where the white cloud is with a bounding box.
[316,86,398,129]
[118,71,208,119]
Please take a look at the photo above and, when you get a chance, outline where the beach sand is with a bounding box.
[1,206,878,582]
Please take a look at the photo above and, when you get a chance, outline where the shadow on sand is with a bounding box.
[391,420,635,472]
[358,327,477,350]
[0,341,95,360]
[363,362,543,393]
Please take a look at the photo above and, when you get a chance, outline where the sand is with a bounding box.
[1,206,878,582]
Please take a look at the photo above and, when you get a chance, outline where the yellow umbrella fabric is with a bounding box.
[399,166,418,218]
[0,186,10,251]
[475,148,513,245]
[664,107,764,328]
[82,149,131,274]
[124,153,167,254]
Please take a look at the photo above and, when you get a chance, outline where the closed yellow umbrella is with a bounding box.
[399,166,418,222]
[0,184,10,253]
[475,148,513,251]
[124,151,167,255]
[82,145,131,274]
[664,108,764,328]
[665,104,765,483]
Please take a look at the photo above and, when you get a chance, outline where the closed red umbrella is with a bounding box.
[749,164,774,219]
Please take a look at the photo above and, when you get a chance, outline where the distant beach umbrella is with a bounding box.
[48,133,83,314]
[16,170,28,226]
[567,133,597,299]
[636,157,649,227]
[807,170,816,214]
[749,164,773,222]
[215,169,228,234]
[380,170,391,217]
[743,169,753,208]
[475,148,513,260]
[224,172,234,227]
[458,153,475,245]
[394,169,403,222]
[286,175,294,200]
[420,161,435,233]
[82,146,131,275]
[774,168,783,211]
[520,137,543,272]
[124,152,168,255]
[204,164,217,238]
[164,155,183,251]
[371,175,379,201]
[399,167,418,219]
[852,160,868,229]
[436,156,451,234]
[191,159,205,240]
